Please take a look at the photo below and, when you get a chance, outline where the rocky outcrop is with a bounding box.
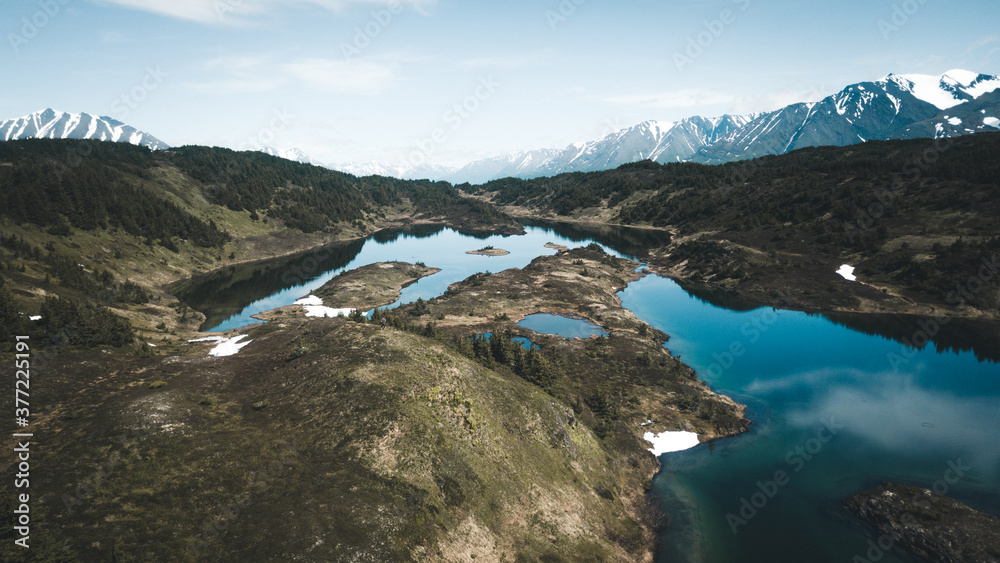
[843,482,1000,563]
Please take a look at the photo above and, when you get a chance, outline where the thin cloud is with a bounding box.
[282,58,397,94]
[100,30,129,43]
[730,86,830,115]
[599,89,735,108]
[971,34,999,49]
[186,54,397,94]
[183,78,287,95]
[459,54,544,70]
[89,0,435,25]
[88,0,261,24]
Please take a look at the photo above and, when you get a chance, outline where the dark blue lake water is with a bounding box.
[175,223,1000,562]
[621,275,1000,563]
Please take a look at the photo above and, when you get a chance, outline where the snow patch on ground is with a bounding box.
[294,295,355,318]
[643,431,700,456]
[836,264,857,282]
[189,336,225,343]
[29,315,41,321]
[208,335,253,357]
[984,117,1000,128]
[188,335,253,357]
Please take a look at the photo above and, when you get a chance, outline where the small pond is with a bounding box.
[517,313,609,339]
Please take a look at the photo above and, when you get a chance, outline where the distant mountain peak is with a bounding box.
[881,70,1000,109]
[257,146,323,166]
[0,108,169,150]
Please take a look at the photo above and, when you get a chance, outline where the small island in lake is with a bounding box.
[843,482,1000,563]
[313,261,440,310]
[466,245,510,256]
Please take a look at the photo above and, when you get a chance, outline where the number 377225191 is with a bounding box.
[15,336,30,425]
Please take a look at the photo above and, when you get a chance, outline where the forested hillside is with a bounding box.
[0,139,515,350]
[472,133,1000,315]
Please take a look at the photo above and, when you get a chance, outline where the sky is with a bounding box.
[2,0,999,168]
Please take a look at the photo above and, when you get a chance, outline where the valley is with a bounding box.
[4,1,999,559]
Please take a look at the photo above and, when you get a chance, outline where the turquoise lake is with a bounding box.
[175,223,1000,562]
[622,275,1000,562]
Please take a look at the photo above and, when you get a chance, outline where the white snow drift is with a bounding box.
[643,431,701,456]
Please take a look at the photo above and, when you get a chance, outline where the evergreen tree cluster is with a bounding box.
[0,140,230,248]
[477,134,1000,241]
[455,327,560,390]
[169,147,481,233]
[0,276,27,341]
[0,139,510,244]
[43,253,150,304]
[0,275,134,349]
[39,296,135,348]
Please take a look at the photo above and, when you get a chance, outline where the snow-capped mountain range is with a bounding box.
[2,70,998,184]
[334,161,457,181]
[337,69,1000,183]
[0,108,170,150]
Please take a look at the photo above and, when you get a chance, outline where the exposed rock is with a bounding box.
[843,482,1000,563]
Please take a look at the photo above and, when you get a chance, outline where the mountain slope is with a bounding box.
[694,69,1000,163]
[443,148,562,184]
[0,108,169,150]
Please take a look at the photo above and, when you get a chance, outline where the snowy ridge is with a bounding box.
[337,69,998,184]
[258,146,324,166]
[0,108,169,150]
[333,160,457,181]
[882,69,1000,110]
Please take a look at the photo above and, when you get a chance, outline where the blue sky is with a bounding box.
[3,0,998,166]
